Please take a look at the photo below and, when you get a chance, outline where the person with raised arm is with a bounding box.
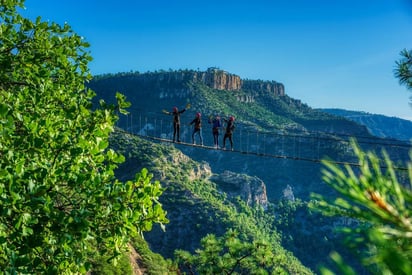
[162,103,190,142]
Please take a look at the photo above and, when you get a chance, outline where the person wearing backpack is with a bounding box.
[190,112,203,146]
[222,116,235,151]
[208,114,221,149]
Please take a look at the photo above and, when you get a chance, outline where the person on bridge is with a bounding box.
[208,114,221,149]
[190,112,203,146]
[162,103,190,142]
[222,116,235,151]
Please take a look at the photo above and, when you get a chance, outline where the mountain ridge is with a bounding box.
[93,67,285,96]
[320,108,412,141]
[89,69,371,136]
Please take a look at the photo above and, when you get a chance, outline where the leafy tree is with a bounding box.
[174,229,287,275]
[310,141,412,274]
[0,0,167,273]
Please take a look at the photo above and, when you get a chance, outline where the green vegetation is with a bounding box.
[131,236,175,275]
[88,69,370,137]
[90,253,132,275]
[95,68,390,273]
[112,131,313,274]
[308,50,412,274]
[311,141,412,274]
[0,1,167,273]
[188,82,291,131]
[175,229,286,274]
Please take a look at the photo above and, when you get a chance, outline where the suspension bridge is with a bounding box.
[116,111,412,171]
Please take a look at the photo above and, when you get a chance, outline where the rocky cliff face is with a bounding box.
[210,170,268,209]
[200,68,242,90]
[115,68,284,96]
[88,69,286,108]
[136,68,242,92]
[154,149,268,209]
[243,79,285,96]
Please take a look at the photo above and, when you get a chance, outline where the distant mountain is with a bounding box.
[320,108,412,141]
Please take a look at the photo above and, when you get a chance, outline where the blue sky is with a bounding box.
[22,0,412,120]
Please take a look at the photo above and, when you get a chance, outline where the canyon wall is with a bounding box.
[131,68,285,97]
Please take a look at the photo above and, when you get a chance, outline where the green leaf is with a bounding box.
[0,103,9,117]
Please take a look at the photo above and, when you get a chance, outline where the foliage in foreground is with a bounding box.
[131,236,177,275]
[89,252,132,275]
[311,141,412,274]
[394,48,412,94]
[0,1,167,273]
[175,229,288,275]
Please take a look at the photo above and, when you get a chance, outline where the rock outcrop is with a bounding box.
[200,67,242,90]
[89,68,286,106]
[242,79,285,96]
[210,170,268,209]
[135,68,242,92]
[110,68,284,96]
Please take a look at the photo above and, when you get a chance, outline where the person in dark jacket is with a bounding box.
[163,103,190,142]
[190,112,203,145]
[222,116,235,151]
[208,114,221,148]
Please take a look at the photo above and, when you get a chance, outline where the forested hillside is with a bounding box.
[109,129,377,274]
[89,69,411,273]
[88,70,410,201]
[111,130,313,274]
[89,70,371,136]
